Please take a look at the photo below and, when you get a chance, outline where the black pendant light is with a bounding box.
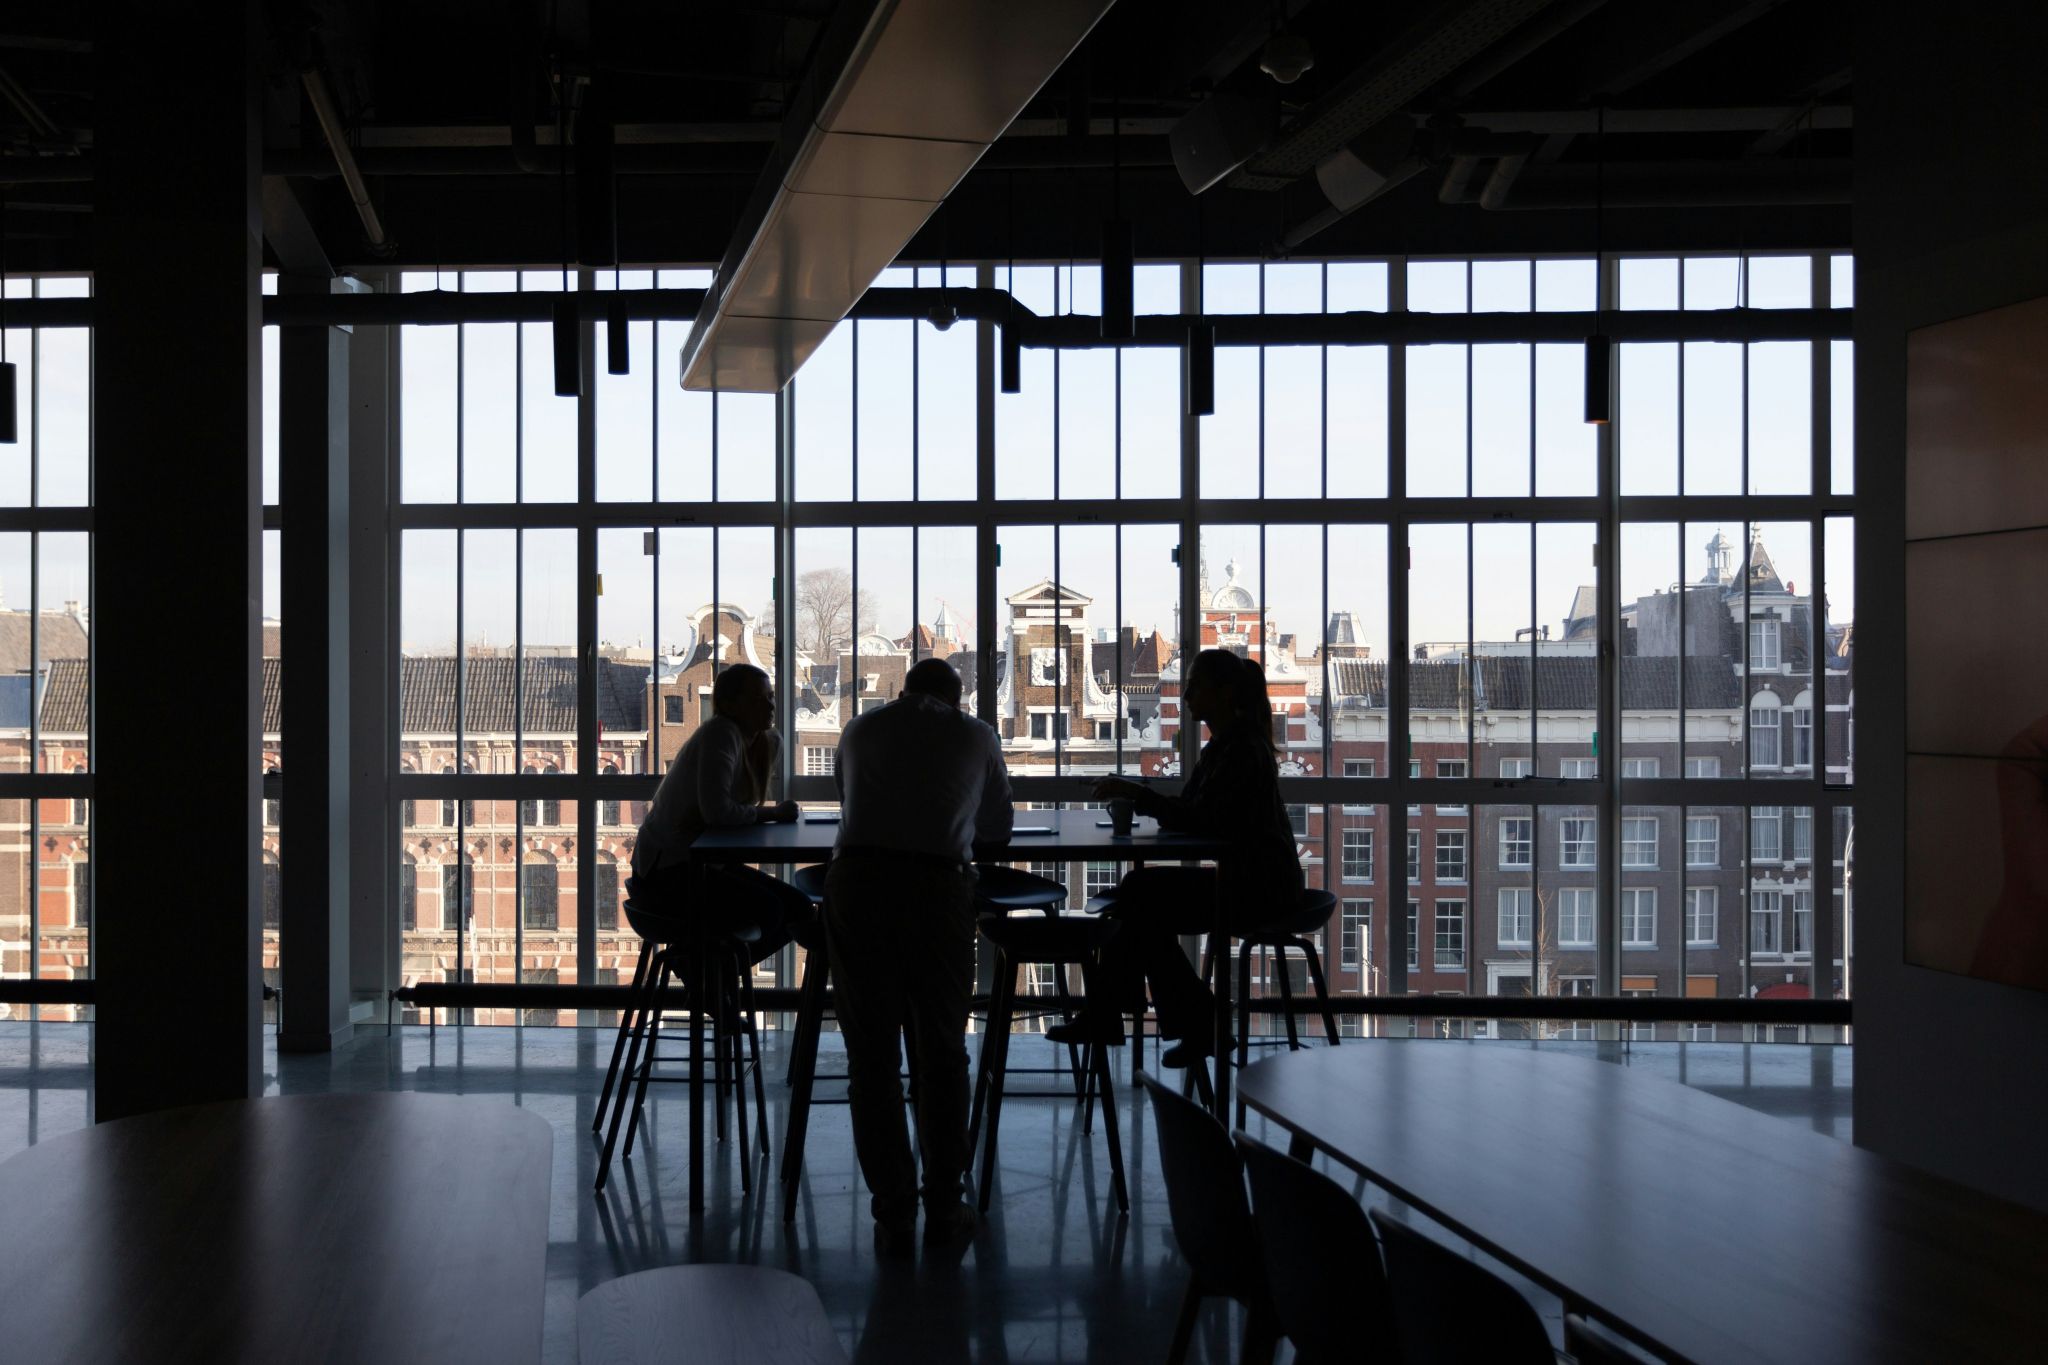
[1186,195,1214,416]
[606,269,629,376]
[550,33,581,398]
[0,188,15,444]
[1583,106,1610,426]
[1000,173,1021,393]
[1100,95,1134,339]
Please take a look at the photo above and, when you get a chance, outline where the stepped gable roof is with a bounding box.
[0,610,88,674]
[1327,654,1744,711]
[398,656,646,734]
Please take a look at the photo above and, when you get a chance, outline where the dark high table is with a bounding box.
[1238,1042,2048,1365]
[692,808,1235,1212]
[0,1093,553,1364]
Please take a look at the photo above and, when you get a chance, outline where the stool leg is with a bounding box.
[742,966,770,1154]
[1082,959,1129,1215]
[1301,935,1341,1044]
[596,944,663,1191]
[593,940,652,1132]
[624,956,673,1161]
[725,959,753,1196]
[712,958,731,1146]
[1276,944,1302,1051]
[781,950,828,1213]
[976,953,1017,1214]
[1234,939,1253,1129]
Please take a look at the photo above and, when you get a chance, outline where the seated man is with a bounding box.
[827,657,1013,1254]
[631,663,806,960]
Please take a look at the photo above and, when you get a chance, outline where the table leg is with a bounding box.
[690,875,707,1213]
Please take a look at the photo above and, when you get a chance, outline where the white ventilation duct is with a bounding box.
[679,0,1115,393]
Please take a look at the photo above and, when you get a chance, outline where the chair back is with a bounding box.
[1234,1135,1392,1365]
[1140,1075,1263,1302]
[1368,1208,1557,1365]
[1566,1313,1655,1364]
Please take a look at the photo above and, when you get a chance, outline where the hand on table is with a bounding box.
[758,800,800,824]
[1091,777,1146,802]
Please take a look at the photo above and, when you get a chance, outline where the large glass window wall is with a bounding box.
[389,252,1854,1037]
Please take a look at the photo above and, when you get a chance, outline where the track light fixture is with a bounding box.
[1000,309,1022,394]
[606,275,629,376]
[1185,324,1216,416]
[0,190,13,444]
[553,294,580,397]
[1584,106,1610,425]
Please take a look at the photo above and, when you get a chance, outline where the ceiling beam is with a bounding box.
[260,177,334,278]
[1574,0,1792,101]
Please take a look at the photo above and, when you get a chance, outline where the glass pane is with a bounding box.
[1535,259,1595,312]
[1326,524,1390,791]
[400,530,457,764]
[995,271,1053,502]
[263,531,281,776]
[1830,340,1854,495]
[1620,343,1678,495]
[1405,345,1467,498]
[1264,262,1322,314]
[654,527,714,771]
[400,324,457,503]
[1321,806,1384,1031]
[994,524,1056,772]
[1328,262,1389,313]
[1683,256,1741,311]
[461,322,517,503]
[1201,263,1259,315]
[1619,258,1677,310]
[1746,522,1814,780]
[1471,344,1531,497]
[1059,349,1116,501]
[918,280,978,502]
[1537,522,1597,778]
[518,843,575,1005]
[1824,516,1855,784]
[462,529,516,774]
[1264,346,1323,499]
[37,326,89,508]
[717,393,776,502]
[1200,348,1259,498]
[1406,261,1467,313]
[595,307,654,502]
[1748,342,1812,495]
[1472,260,1531,313]
[1326,346,1389,498]
[1622,522,1678,773]
[858,318,914,501]
[916,526,981,712]
[1748,805,1816,1009]
[1746,255,1812,309]
[1408,523,1470,764]
[522,529,579,772]
[1683,342,1743,494]
[1472,804,1534,1036]
[35,532,90,775]
[41,796,90,1021]
[519,287,577,504]
[597,527,653,776]
[656,319,712,503]
[0,279,31,506]
[1265,524,1322,771]
[1534,344,1595,496]
[1117,523,1179,775]
[1120,345,1180,499]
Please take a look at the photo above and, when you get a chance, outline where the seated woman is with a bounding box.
[630,663,810,962]
[1050,648,1303,1065]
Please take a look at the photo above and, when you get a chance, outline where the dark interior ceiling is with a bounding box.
[0,0,1852,275]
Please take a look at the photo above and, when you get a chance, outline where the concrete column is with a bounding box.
[348,282,395,1013]
[92,1,263,1118]
[276,276,354,1052]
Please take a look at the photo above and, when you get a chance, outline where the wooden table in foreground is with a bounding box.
[1238,1042,2048,1365]
[0,1092,553,1364]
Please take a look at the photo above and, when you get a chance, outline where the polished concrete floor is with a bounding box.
[0,1022,1851,1363]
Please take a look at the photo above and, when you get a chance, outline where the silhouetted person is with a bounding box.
[631,663,807,960]
[1051,648,1302,1065]
[828,657,1013,1255]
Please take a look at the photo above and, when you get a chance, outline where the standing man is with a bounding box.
[828,657,1012,1254]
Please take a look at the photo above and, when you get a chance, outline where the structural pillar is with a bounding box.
[348,278,395,1014]
[92,1,264,1118]
[277,275,354,1051]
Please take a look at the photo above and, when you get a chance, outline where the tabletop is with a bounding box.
[0,1092,554,1364]
[691,806,1233,864]
[1237,1041,2048,1365]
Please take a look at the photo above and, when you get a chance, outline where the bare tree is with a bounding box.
[794,567,876,661]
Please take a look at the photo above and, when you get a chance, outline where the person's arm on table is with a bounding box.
[699,723,795,828]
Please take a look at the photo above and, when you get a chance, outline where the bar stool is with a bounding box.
[968,866,1084,1150]
[1187,888,1340,1118]
[973,911,1128,1215]
[595,897,769,1195]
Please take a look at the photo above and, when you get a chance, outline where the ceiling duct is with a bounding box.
[678,0,1115,394]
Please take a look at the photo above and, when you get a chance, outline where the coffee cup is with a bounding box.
[1108,797,1136,835]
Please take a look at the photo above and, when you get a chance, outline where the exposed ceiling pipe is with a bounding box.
[301,67,389,253]
[1438,155,1483,203]
[1478,149,1530,209]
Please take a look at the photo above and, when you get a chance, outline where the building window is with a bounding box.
[700,694,717,723]
[1750,698,1782,767]
[1434,830,1467,883]
[439,765,457,828]
[522,765,559,829]
[1623,984,1656,1041]
[1685,888,1718,946]
[262,798,281,828]
[73,859,91,932]
[1029,713,1070,741]
[522,861,560,931]
[1749,616,1781,670]
[1435,759,1467,813]
[1341,829,1374,882]
[1684,756,1721,778]
[1084,862,1119,901]
[598,762,622,827]
[664,695,685,724]
[441,864,468,931]
[1555,978,1595,1041]
[1498,888,1532,947]
[1751,889,1783,953]
[1752,807,1783,863]
[1406,900,1419,971]
[1499,816,1532,870]
[261,860,282,930]
[1791,700,1813,767]
[1791,889,1814,954]
[1498,757,1532,779]
[1559,757,1597,779]
[1621,757,1660,778]
[1790,807,1813,863]
[803,746,836,775]
[400,861,417,932]
[1621,816,1658,869]
[1561,818,1596,868]
[1287,804,1310,837]
[1559,887,1595,947]
[1435,900,1466,970]
[1685,816,1719,868]
[595,860,620,932]
[1343,759,1376,778]
[523,967,559,1027]
[1340,899,1370,973]
[1622,889,1657,947]
[1406,829,1420,883]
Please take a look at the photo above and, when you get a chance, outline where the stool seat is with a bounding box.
[976,911,1116,958]
[791,864,828,902]
[1241,888,1339,941]
[622,898,762,948]
[1084,894,1117,915]
[974,864,1069,911]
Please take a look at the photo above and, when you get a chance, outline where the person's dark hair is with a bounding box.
[711,663,770,713]
[1187,648,1276,754]
[903,656,964,707]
